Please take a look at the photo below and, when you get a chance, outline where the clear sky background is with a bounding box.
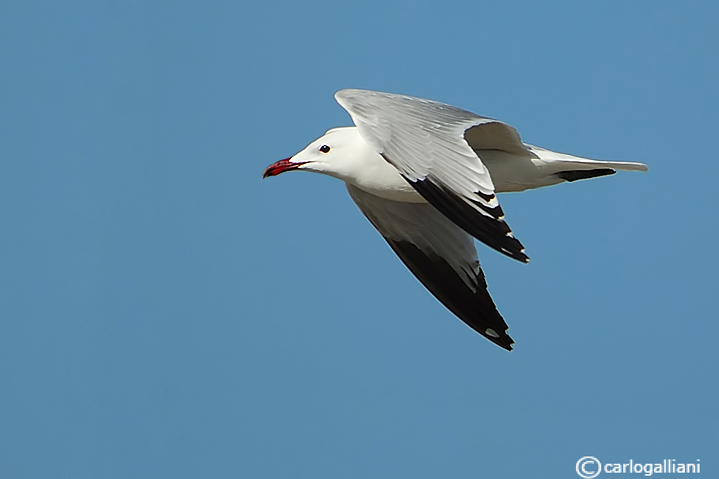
[1,1,717,478]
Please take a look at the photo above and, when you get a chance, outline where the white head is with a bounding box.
[263,127,373,182]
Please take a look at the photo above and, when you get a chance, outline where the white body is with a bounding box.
[293,126,646,197]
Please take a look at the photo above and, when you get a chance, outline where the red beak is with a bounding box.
[262,158,308,178]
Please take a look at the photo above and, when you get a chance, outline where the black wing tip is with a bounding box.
[503,241,529,264]
[482,328,514,351]
[386,239,515,351]
[409,178,529,263]
[504,247,530,264]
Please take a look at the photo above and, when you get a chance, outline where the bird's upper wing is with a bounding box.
[347,184,513,350]
[336,88,531,263]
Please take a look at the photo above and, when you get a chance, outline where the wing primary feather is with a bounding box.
[336,89,528,263]
[384,238,514,350]
[469,197,504,219]
[346,184,515,350]
[409,178,529,263]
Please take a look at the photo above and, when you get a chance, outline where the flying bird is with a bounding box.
[263,89,647,350]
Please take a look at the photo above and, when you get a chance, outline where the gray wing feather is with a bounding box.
[347,184,513,350]
[336,89,529,263]
[336,89,497,187]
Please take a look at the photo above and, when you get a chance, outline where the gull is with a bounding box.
[263,89,647,350]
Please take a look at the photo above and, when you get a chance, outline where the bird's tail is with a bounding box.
[527,144,649,173]
[525,144,648,184]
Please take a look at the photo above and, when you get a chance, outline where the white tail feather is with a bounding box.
[526,144,649,172]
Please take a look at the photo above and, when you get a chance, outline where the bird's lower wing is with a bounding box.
[347,184,513,350]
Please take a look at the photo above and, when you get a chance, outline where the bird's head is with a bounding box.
[263,127,369,181]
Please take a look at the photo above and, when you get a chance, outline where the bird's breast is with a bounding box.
[348,152,427,203]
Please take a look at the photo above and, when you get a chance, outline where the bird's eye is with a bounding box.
[319,145,331,153]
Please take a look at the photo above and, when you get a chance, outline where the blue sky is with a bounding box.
[1,1,717,478]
